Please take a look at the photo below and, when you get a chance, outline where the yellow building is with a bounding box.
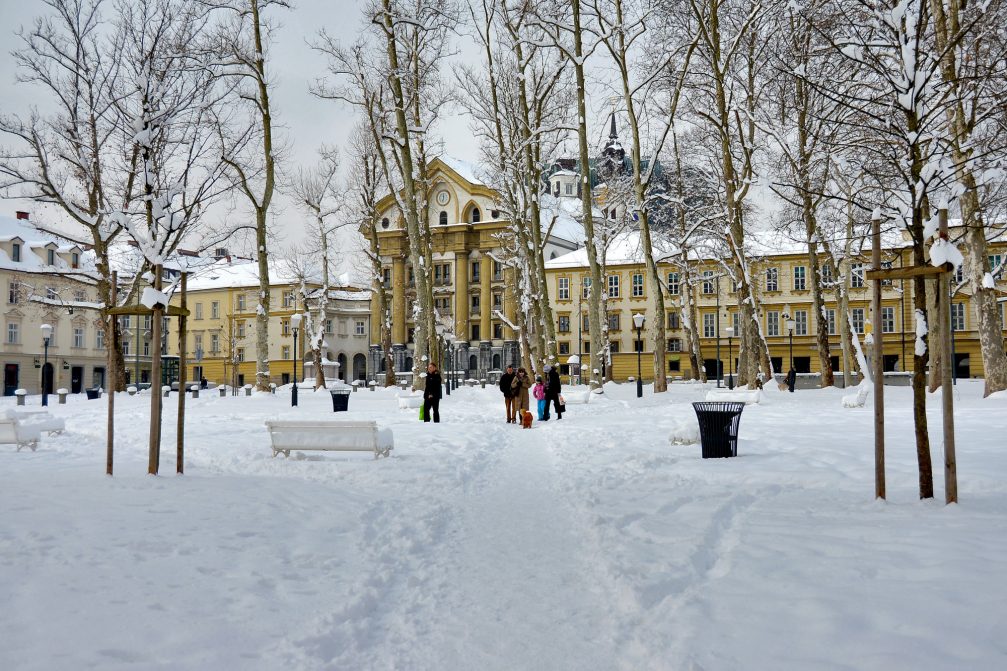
[165,258,371,387]
[546,231,1007,383]
[371,157,580,378]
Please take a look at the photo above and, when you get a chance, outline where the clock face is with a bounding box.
[436,190,450,206]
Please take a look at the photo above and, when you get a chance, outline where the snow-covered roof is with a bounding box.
[186,258,322,292]
[551,170,579,178]
[0,213,98,277]
[545,230,681,269]
[438,156,487,187]
[304,287,372,302]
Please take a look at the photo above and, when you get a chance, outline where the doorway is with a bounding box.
[71,366,84,393]
[954,353,970,379]
[92,367,105,389]
[4,363,18,396]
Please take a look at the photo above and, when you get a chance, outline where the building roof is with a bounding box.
[0,213,98,277]
[186,258,322,292]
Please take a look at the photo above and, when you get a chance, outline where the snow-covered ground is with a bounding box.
[2,380,1005,670]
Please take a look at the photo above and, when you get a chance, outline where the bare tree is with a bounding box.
[201,0,289,391]
[0,0,133,390]
[292,147,342,390]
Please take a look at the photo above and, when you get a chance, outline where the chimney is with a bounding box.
[15,211,29,220]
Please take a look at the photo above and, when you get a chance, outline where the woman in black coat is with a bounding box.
[423,363,443,423]
[544,365,563,420]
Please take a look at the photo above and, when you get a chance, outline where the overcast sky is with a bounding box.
[0,0,481,261]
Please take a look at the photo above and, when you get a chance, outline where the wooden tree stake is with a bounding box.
[107,271,116,476]
[176,273,187,475]
[938,209,958,503]
[872,216,886,500]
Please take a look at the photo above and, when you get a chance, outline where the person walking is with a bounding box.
[785,368,797,393]
[544,364,563,420]
[499,364,516,423]
[533,376,546,420]
[423,362,443,423]
[511,367,531,422]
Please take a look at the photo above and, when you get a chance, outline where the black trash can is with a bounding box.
[692,401,745,458]
[330,388,350,412]
[85,388,101,400]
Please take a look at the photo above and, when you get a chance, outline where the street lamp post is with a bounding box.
[725,326,734,390]
[785,317,796,372]
[444,334,453,396]
[633,313,645,398]
[290,313,301,407]
[40,323,53,406]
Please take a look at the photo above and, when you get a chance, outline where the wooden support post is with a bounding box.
[176,273,187,475]
[148,265,163,475]
[872,216,886,500]
[938,209,958,503]
[107,272,116,476]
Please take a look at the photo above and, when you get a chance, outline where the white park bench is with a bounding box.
[0,412,44,452]
[13,410,65,436]
[264,420,394,459]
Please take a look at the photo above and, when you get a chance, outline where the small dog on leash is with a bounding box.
[521,410,534,429]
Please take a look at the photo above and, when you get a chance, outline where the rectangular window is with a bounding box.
[702,271,714,294]
[71,252,79,268]
[610,340,620,354]
[667,312,680,329]
[122,339,130,356]
[47,248,55,265]
[237,321,246,338]
[793,266,806,291]
[121,315,131,329]
[821,263,833,285]
[382,268,392,287]
[559,341,570,355]
[74,290,86,303]
[73,327,84,348]
[12,243,20,262]
[951,303,965,331]
[493,261,503,281]
[355,321,365,336]
[607,313,620,331]
[954,265,964,285]
[281,320,290,336]
[493,293,502,309]
[195,303,203,320]
[194,334,203,355]
[881,306,895,333]
[851,263,865,288]
[96,328,105,349]
[211,301,219,319]
[667,272,679,295]
[7,322,18,344]
[607,275,620,298]
[471,324,480,341]
[766,268,779,292]
[558,316,570,333]
[565,183,573,195]
[852,308,865,334]
[143,340,150,357]
[731,311,740,335]
[631,273,644,297]
[282,345,291,360]
[210,333,219,353]
[795,310,808,336]
[766,311,780,337]
[237,294,246,311]
[703,313,716,338]
[989,254,1002,276]
[582,314,590,333]
[7,281,18,304]
[471,262,480,283]
[826,309,837,336]
[881,260,893,287]
[442,263,452,285]
[46,286,57,300]
[471,295,480,311]
[237,347,245,362]
[668,338,682,352]
[283,291,295,308]
[582,277,592,299]
[493,323,503,339]
[558,277,570,300]
[325,319,333,334]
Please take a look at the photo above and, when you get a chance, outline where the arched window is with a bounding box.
[492,353,501,369]
[439,211,447,225]
[469,354,478,371]
[470,207,481,223]
[381,217,390,229]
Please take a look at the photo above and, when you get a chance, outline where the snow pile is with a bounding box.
[929,238,964,269]
[667,415,699,445]
[706,388,762,404]
[140,286,169,309]
[842,382,871,408]
[915,308,928,356]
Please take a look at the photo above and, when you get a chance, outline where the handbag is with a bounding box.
[558,394,566,413]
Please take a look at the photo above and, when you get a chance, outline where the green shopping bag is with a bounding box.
[419,403,425,421]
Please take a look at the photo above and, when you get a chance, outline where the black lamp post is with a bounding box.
[41,323,52,406]
[290,313,301,407]
[725,325,735,390]
[444,334,453,396]
[786,316,796,373]
[633,313,645,398]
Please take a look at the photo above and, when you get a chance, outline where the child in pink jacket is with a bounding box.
[533,376,546,420]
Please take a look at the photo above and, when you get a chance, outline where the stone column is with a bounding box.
[454,251,469,340]
[503,265,518,340]
[391,257,406,345]
[480,255,492,341]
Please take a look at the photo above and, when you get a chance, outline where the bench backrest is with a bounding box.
[0,419,19,442]
[264,421,378,450]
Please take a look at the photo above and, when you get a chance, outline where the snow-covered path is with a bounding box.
[2,380,1006,670]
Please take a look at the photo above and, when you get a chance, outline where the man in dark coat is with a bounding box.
[785,368,797,393]
[499,364,516,423]
[544,365,563,420]
[424,363,443,423]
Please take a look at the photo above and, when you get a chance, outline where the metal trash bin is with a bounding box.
[692,401,745,458]
[330,388,350,412]
[85,388,101,400]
